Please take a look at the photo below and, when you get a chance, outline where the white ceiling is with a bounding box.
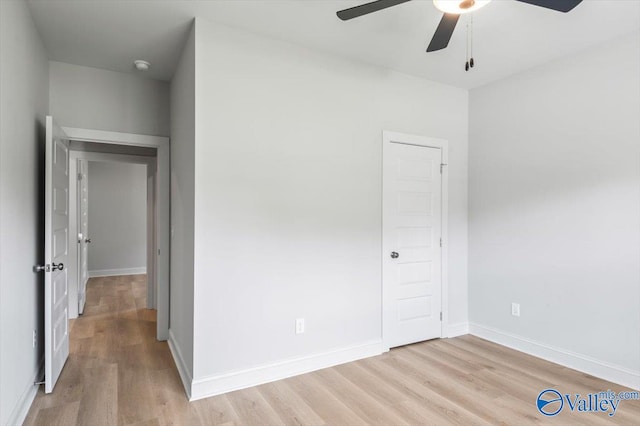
[27,0,640,89]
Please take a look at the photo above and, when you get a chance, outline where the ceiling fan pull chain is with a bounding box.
[470,14,475,68]
[465,16,470,71]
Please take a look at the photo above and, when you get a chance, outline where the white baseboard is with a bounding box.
[446,322,469,338]
[190,340,384,401]
[469,322,640,390]
[6,358,43,426]
[168,330,193,400]
[88,267,146,278]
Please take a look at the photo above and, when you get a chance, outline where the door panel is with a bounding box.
[45,116,70,393]
[383,141,442,349]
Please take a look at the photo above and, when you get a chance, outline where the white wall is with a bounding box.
[169,23,196,383]
[49,61,170,136]
[469,34,640,383]
[191,20,469,389]
[87,161,147,276]
[0,1,49,424]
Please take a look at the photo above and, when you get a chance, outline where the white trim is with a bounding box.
[70,151,155,166]
[146,163,157,310]
[168,330,193,400]
[63,127,168,147]
[63,126,170,341]
[446,322,469,338]
[469,322,640,390]
[68,157,79,319]
[89,267,147,278]
[381,131,450,351]
[190,340,384,401]
[6,358,43,426]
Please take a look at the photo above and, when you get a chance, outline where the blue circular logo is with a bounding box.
[537,389,564,416]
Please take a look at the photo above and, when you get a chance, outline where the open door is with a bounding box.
[43,116,70,393]
[78,159,89,314]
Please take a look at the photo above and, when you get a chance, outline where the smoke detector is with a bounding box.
[134,60,151,72]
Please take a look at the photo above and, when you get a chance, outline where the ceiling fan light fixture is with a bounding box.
[433,0,491,14]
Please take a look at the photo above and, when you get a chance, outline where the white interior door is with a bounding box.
[383,139,442,349]
[44,116,70,393]
[78,160,89,314]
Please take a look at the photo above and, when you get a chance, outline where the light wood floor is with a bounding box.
[25,275,639,425]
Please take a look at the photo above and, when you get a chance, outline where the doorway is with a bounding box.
[68,151,155,319]
[382,131,449,350]
[41,119,170,393]
[63,127,170,341]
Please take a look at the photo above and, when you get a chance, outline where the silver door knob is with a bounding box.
[33,264,49,273]
[52,262,64,271]
[85,238,92,243]
[390,252,399,259]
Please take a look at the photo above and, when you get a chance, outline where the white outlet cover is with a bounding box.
[511,303,520,317]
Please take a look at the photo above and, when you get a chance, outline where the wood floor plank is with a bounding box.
[225,386,285,426]
[312,367,410,425]
[359,355,493,426]
[128,418,161,426]
[191,393,242,426]
[257,380,326,426]
[30,400,80,426]
[23,275,640,425]
[76,363,118,426]
[332,362,407,405]
[117,362,155,425]
[334,362,472,426]
[146,367,194,426]
[393,398,484,426]
[285,374,368,426]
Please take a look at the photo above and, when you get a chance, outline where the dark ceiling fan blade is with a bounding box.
[514,0,583,13]
[337,0,412,21]
[427,13,460,52]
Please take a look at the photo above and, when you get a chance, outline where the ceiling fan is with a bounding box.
[337,0,584,53]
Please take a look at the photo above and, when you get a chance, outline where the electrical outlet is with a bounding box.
[295,318,305,334]
[32,330,37,348]
[511,303,520,317]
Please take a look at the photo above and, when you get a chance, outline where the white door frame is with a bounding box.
[68,158,80,319]
[62,127,170,341]
[68,152,157,316]
[382,131,450,351]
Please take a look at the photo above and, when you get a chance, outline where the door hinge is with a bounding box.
[440,163,447,174]
[77,173,83,181]
[439,237,443,247]
[440,312,443,321]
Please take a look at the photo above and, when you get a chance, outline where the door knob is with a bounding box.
[85,238,92,243]
[52,262,64,271]
[390,251,399,259]
[33,264,49,273]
